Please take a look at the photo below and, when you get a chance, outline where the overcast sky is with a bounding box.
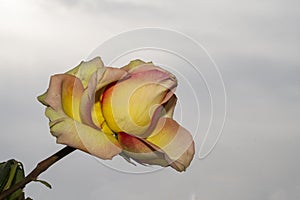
[0,0,299,199]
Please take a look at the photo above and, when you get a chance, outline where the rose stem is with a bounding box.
[0,146,76,199]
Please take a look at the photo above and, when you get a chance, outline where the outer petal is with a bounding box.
[45,107,121,159]
[122,60,172,77]
[38,74,84,122]
[121,59,148,72]
[118,118,194,172]
[66,57,105,88]
[146,118,195,171]
[102,64,177,137]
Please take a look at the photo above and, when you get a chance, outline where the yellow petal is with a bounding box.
[102,64,177,137]
[117,118,194,172]
[146,118,195,172]
[79,67,128,130]
[121,59,148,72]
[37,74,84,122]
[66,57,104,88]
[46,107,121,160]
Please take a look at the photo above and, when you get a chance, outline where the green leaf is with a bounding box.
[3,161,18,191]
[8,163,25,200]
[34,179,52,189]
[0,160,17,192]
[0,160,13,192]
[12,162,25,184]
[0,159,26,200]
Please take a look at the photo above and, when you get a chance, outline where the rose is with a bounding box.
[38,57,194,172]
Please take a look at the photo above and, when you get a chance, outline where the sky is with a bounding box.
[0,0,300,199]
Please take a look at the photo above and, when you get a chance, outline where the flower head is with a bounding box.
[38,57,194,172]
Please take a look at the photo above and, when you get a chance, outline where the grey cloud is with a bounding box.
[39,0,163,15]
[1,0,300,199]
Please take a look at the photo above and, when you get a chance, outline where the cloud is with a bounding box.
[0,0,300,199]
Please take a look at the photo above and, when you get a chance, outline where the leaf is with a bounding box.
[8,163,25,200]
[0,160,14,192]
[0,160,18,192]
[34,179,52,189]
[4,162,18,191]
[13,162,25,184]
[0,159,26,200]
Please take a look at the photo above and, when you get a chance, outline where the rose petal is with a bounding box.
[79,67,129,129]
[162,94,177,118]
[37,59,122,160]
[118,132,169,167]
[121,59,148,72]
[45,107,121,160]
[66,57,105,88]
[145,118,195,172]
[102,66,177,137]
[38,74,84,122]
[117,118,194,172]
[128,63,177,84]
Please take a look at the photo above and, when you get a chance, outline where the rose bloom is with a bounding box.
[38,57,194,172]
